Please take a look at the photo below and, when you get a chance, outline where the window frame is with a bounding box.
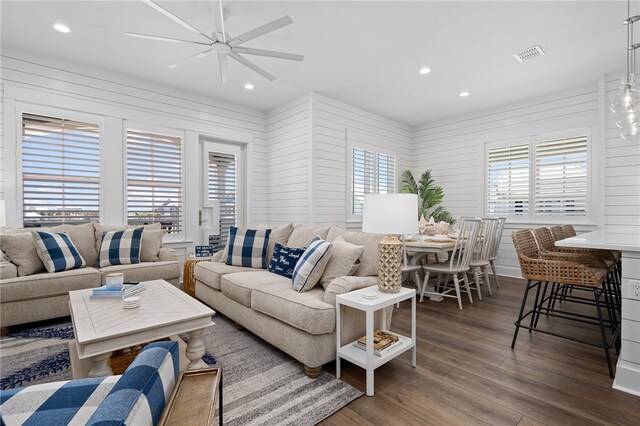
[15,104,105,228]
[484,127,592,224]
[124,121,186,241]
[346,139,399,222]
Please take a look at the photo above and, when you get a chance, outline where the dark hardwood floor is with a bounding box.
[320,277,640,426]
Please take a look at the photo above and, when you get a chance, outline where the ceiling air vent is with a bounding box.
[513,45,545,63]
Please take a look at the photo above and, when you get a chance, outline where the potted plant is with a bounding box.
[401,169,456,225]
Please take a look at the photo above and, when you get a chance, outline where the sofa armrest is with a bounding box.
[323,276,379,306]
[87,341,180,426]
[158,248,178,262]
[211,250,224,262]
[0,261,18,280]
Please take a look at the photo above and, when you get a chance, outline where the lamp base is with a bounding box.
[377,235,402,293]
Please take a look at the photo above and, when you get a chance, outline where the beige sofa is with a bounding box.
[194,224,386,378]
[0,222,180,328]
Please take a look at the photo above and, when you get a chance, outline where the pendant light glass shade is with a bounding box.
[610,74,640,113]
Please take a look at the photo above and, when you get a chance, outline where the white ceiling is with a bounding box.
[0,1,632,126]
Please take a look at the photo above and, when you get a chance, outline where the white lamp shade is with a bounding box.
[362,193,418,235]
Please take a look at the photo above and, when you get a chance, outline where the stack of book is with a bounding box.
[91,283,145,299]
[353,330,402,357]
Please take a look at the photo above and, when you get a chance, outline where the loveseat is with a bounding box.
[0,222,180,328]
[194,223,387,378]
[0,341,179,426]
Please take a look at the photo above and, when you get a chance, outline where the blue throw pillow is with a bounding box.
[268,242,306,278]
[292,237,333,292]
[97,228,143,267]
[226,226,271,269]
[32,230,86,273]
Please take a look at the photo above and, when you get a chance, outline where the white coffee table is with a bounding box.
[69,279,215,378]
[336,285,416,396]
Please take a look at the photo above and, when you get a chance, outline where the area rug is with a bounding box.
[0,314,362,425]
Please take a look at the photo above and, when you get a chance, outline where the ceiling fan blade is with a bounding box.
[211,0,226,43]
[168,49,215,69]
[227,15,293,47]
[141,0,216,43]
[218,54,229,84]
[232,46,303,61]
[126,32,210,46]
[228,52,275,81]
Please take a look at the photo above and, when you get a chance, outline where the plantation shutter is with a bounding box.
[22,113,100,227]
[377,153,396,194]
[207,152,237,251]
[486,144,530,216]
[534,136,588,216]
[127,129,183,234]
[352,147,375,216]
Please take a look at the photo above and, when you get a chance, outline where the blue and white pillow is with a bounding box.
[226,226,271,269]
[268,242,306,278]
[32,230,86,273]
[97,227,143,267]
[292,237,333,292]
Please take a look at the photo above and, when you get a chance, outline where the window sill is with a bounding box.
[163,239,194,245]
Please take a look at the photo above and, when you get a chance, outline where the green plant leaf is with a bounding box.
[401,170,419,195]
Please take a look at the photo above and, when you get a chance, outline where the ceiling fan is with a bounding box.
[126,0,304,83]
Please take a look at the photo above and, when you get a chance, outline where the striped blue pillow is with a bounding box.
[32,230,86,273]
[226,226,271,269]
[97,227,143,267]
[292,237,333,292]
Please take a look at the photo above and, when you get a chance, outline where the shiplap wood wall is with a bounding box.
[311,93,413,228]
[411,84,603,278]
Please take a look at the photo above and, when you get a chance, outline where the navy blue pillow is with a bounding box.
[268,242,306,278]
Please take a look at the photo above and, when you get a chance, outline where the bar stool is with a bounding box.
[511,230,619,378]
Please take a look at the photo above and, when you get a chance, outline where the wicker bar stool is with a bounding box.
[511,230,619,378]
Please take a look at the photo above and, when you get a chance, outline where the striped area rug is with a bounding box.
[0,314,362,425]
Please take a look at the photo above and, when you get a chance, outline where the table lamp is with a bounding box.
[362,193,418,293]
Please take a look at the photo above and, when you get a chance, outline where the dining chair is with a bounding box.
[420,218,481,309]
[468,217,500,301]
[488,217,506,288]
[549,225,567,241]
[401,236,423,292]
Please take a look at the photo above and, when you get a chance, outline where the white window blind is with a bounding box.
[486,144,529,216]
[534,136,588,216]
[207,152,237,251]
[22,113,100,227]
[127,129,183,234]
[351,147,396,216]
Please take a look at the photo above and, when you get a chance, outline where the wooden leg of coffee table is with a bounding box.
[186,328,207,370]
[88,352,113,378]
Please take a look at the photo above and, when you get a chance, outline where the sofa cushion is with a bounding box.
[263,223,294,264]
[221,271,289,307]
[0,375,121,426]
[0,232,45,276]
[286,225,331,248]
[326,225,346,242]
[99,261,180,284]
[194,262,257,291]
[98,228,143,267]
[225,226,271,269]
[268,242,306,278]
[292,238,333,292]
[320,237,364,288]
[32,230,86,273]
[0,267,102,303]
[87,341,179,426]
[338,231,385,277]
[43,223,98,267]
[251,283,335,335]
[0,261,18,280]
[140,230,164,262]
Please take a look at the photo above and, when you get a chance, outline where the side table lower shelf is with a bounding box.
[338,334,415,371]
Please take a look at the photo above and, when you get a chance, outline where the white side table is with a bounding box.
[336,285,416,396]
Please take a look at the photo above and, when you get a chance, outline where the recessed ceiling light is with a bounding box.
[418,67,431,75]
[53,23,70,33]
[244,83,254,90]
[459,91,470,97]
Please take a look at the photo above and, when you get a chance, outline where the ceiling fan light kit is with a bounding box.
[610,0,640,139]
[129,0,304,84]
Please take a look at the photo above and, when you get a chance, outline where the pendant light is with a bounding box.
[610,0,640,139]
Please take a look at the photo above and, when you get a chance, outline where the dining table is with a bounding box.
[555,229,640,397]
[404,238,458,301]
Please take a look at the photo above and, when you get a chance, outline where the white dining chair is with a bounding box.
[420,218,482,309]
[467,217,500,300]
[489,217,506,288]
